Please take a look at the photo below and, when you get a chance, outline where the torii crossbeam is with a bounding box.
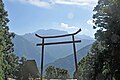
[35,29,81,80]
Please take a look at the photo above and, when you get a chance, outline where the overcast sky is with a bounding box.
[4,0,98,38]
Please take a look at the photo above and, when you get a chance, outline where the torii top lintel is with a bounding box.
[35,28,81,39]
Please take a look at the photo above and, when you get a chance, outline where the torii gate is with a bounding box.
[35,29,81,80]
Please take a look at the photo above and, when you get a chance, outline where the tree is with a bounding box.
[74,42,105,80]
[15,57,27,80]
[93,0,120,79]
[75,0,120,80]
[45,66,70,79]
[74,54,95,80]
[45,66,56,79]
[56,68,70,79]
[0,0,19,79]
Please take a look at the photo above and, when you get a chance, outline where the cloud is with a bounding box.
[12,0,97,8]
[51,0,97,6]
[60,23,79,30]
[87,19,95,26]
[19,0,51,8]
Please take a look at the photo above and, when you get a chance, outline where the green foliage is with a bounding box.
[15,57,27,80]
[93,0,120,43]
[45,66,70,79]
[76,54,95,80]
[0,0,19,79]
[74,42,106,80]
[92,0,120,79]
[45,66,56,79]
[0,52,4,79]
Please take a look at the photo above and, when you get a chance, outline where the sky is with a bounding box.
[3,0,98,38]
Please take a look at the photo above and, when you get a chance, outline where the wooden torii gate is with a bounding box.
[35,29,81,80]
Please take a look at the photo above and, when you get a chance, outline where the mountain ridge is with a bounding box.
[12,29,94,66]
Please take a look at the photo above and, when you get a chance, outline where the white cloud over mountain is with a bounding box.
[61,23,78,29]
[60,23,79,33]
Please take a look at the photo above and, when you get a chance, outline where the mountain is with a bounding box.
[22,29,68,44]
[44,44,92,77]
[12,34,55,66]
[12,29,94,66]
[76,34,94,40]
[22,29,94,59]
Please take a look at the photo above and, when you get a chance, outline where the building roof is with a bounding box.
[23,60,40,79]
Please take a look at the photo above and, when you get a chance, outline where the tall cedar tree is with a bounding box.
[74,41,106,80]
[76,0,120,80]
[0,0,19,79]
[93,0,120,79]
